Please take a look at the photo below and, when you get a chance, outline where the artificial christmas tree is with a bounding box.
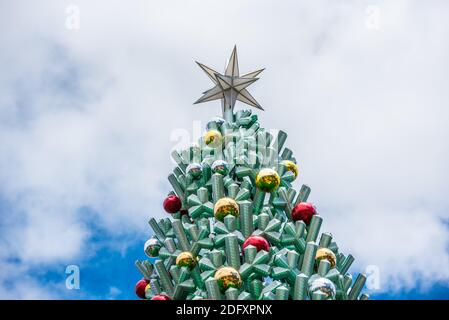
[135,46,368,300]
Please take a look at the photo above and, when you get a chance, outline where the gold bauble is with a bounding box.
[281,160,299,179]
[315,248,337,268]
[214,266,242,291]
[255,168,281,193]
[176,251,196,269]
[204,130,223,148]
[214,197,239,221]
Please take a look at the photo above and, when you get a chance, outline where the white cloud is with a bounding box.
[107,286,122,300]
[0,261,57,299]
[0,0,448,298]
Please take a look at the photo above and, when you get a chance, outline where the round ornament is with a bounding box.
[204,130,223,148]
[242,235,270,252]
[144,238,161,257]
[135,278,149,299]
[255,168,280,193]
[186,163,203,179]
[315,247,337,269]
[176,251,196,269]
[163,194,182,214]
[291,202,316,225]
[309,277,336,299]
[281,160,299,179]
[214,197,239,221]
[151,294,171,300]
[214,266,242,291]
[211,159,229,176]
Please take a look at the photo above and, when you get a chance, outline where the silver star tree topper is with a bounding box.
[194,46,264,122]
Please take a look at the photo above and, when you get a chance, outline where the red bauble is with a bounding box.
[135,278,149,299]
[151,294,171,300]
[242,235,270,252]
[163,194,182,214]
[291,202,316,225]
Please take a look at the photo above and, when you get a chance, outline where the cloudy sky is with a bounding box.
[0,0,448,299]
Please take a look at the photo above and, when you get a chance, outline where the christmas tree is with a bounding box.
[134,47,368,300]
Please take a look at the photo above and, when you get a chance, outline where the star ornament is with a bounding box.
[194,46,264,122]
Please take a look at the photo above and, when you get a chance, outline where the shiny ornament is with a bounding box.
[242,235,270,252]
[255,168,280,193]
[186,163,203,179]
[163,194,182,214]
[214,266,242,291]
[151,294,171,300]
[291,202,316,225]
[316,248,337,268]
[309,277,336,299]
[214,197,239,221]
[176,251,196,269]
[135,278,149,299]
[281,160,299,179]
[211,160,229,176]
[144,238,161,257]
[204,130,223,148]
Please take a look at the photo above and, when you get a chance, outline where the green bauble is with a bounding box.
[211,160,229,176]
[186,163,203,179]
[144,238,161,257]
[309,277,336,299]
